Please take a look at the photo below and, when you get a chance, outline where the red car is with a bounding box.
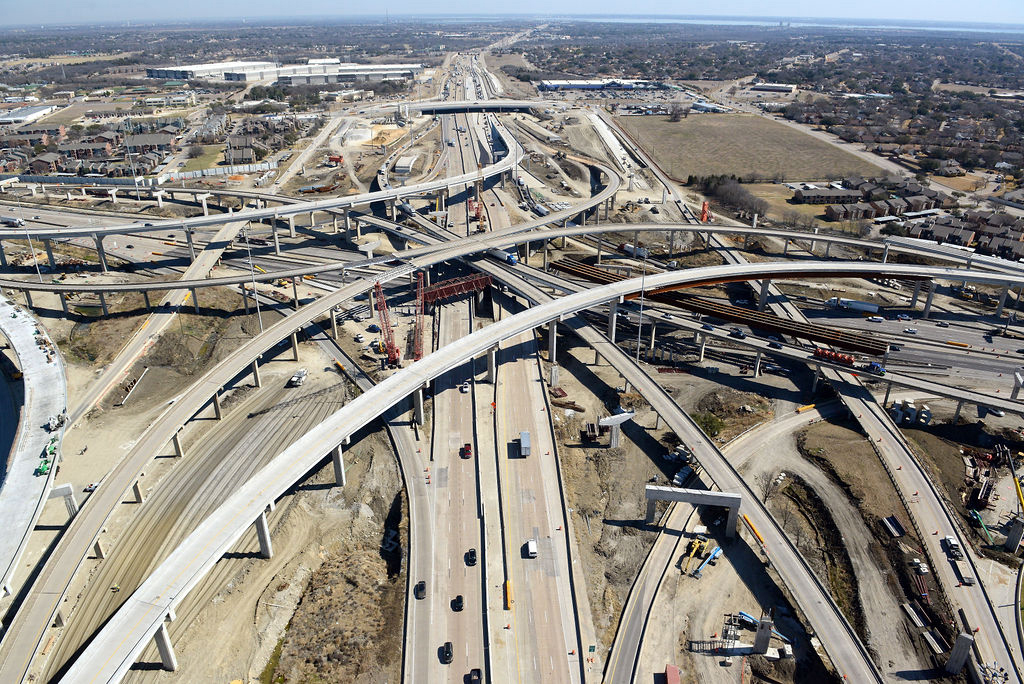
[460,443,472,459]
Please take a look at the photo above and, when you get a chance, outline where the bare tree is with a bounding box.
[187,145,204,159]
[668,102,689,122]
[756,471,781,503]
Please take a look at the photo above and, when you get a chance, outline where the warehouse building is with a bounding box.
[0,105,58,126]
[146,61,277,81]
[270,63,424,85]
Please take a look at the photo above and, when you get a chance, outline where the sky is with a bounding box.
[1,0,1023,27]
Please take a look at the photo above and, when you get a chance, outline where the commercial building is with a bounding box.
[270,63,424,85]
[750,83,798,94]
[538,79,656,91]
[146,61,276,81]
[0,105,58,126]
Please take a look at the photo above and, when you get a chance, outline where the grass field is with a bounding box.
[615,113,884,182]
[182,145,223,172]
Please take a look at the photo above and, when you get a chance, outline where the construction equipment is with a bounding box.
[374,280,401,366]
[412,272,425,361]
[682,534,709,574]
[970,509,995,544]
[691,546,721,579]
[700,201,714,223]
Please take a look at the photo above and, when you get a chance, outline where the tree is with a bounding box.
[693,411,725,438]
[668,102,688,122]
[755,471,781,503]
[187,145,204,159]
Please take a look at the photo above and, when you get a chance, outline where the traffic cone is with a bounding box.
[934,530,939,535]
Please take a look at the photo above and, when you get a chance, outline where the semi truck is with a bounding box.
[619,242,651,259]
[1,216,25,227]
[519,431,531,457]
[827,297,879,314]
[813,348,886,375]
[487,248,518,265]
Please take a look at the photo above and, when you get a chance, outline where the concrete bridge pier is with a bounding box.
[596,239,603,264]
[997,285,1010,317]
[93,539,105,559]
[172,430,184,458]
[330,312,339,340]
[189,288,199,314]
[882,244,890,263]
[753,351,763,376]
[44,239,56,269]
[922,285,936,319]
[153,189,165,208]
[757,280,770,311]
[288,215,296,238]
[413,387,425,425]
[143,291,151,310]
[154,621,178,671]
[782,239,789,255]
[0,240,6,267]
[487,346,498,383]
[910,280,922,309]
[48,484,80,519]
[344,209,352,239]
[23,290,33,310]
[884,380,893,406]
[184,227,196,262]
[132,480,144,504]
[254,511,273,559]
[332,215,338,234]
[291,278,300,310]
[106,188,118,204]
[825,242,832,257]
[332,445,346,486]
[197,193,211,216]
[98,291,109,316]
[59,293,69,315]
[290,332,299,361]
[272,224,281,256]
[953,400,964,423]
[93,234,109,272]
[810,365,822,393]
[252,359,262,387]
[698,334,707,362]
[607,299,618,343]
[212,391,223,420]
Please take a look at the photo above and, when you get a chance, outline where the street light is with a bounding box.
[634,251,647,366]
[243,228,264,333]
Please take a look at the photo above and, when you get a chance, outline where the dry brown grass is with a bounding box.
[615,113,884,181]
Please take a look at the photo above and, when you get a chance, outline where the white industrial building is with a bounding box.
[749,83,798,94]
[538,79,656,91]
[146,61,277,81]
[0,105,58,126]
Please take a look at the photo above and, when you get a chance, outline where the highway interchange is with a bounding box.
[0,51,1023,684]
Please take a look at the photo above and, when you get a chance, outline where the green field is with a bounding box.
[616,113,884,182]
[182,145,223,172]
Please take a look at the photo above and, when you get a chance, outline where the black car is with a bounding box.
[701,324,714,331]
[441,641,454,664]
[414,580,426,600]
[468,668,482,683]
[768,341,783,349]
[729,327,746,339]
[452,594,464,612]
[465,548,477,566]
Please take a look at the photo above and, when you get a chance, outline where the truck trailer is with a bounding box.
[827,297,879,314]
[519,431,531,457]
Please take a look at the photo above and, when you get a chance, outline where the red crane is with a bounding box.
[412,272,425,361]
[374,280,401,366]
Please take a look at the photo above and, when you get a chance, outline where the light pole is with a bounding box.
[16,197,43,284]
[243,228,264,333]
[634,251,647,365]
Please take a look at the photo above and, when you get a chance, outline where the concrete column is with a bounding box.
[288,215,296,239]
[254,511,273,559]
[200,196,209,216]
[413,387,424,425]
[332,445,346,486]
[93,539,106,559]
[212,391,223,420]
[883,380,893,406]
[290,332,299,361]
[543,244,549,271]
[698,335,707,362]
[811,226,819,253]
[189,288,199,314]
[344,209,352,240]
[272,224,281,255]
[922,286,936,319]
[94,234,109,272]
[668,231,676,257]
[389,200,397,221]
[251,359,262,388]
[368,287,376,320]
[44,239,56,269]
[0,241,6,267]
[953,400,964,423]
[548,321,557,362]
[132,480,144,503]
[609,424,621,449]
[648,322,656,352]
[487,346,498,383]
[882,244,890,263]
[331,312,339,340]
[154,623,178,672]
[810,365,822,393]
[172,430,184,458]
[596,239,602,264]
[997,285,1010,317]
[107,188,118,204]
[910,280,922,309]
[332,216,339,234]
[757,280,770,311]
[242,290,250,314]
[782,239,789,255]
[98,291,109,316]
[753,351,763,376]
[154,190,164,208]
[825,242,832,257]
[550,365,560,386]
[607,299,618,343]
[24,290,33,310]
[59,293,69,315]
[291,278,300,310]
[308,211,315,229]
[143,291,151,310]
[184,228,196,262]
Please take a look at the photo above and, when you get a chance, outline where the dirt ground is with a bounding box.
[615,113,884,182]
[481,52,538,99]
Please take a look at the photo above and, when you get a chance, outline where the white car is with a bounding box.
[903,327,918,334]
[867,316,884,322]
[459,382,470,393]
[83,482,99,492]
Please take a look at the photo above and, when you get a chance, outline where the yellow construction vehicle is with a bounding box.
[682,535,709,574]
